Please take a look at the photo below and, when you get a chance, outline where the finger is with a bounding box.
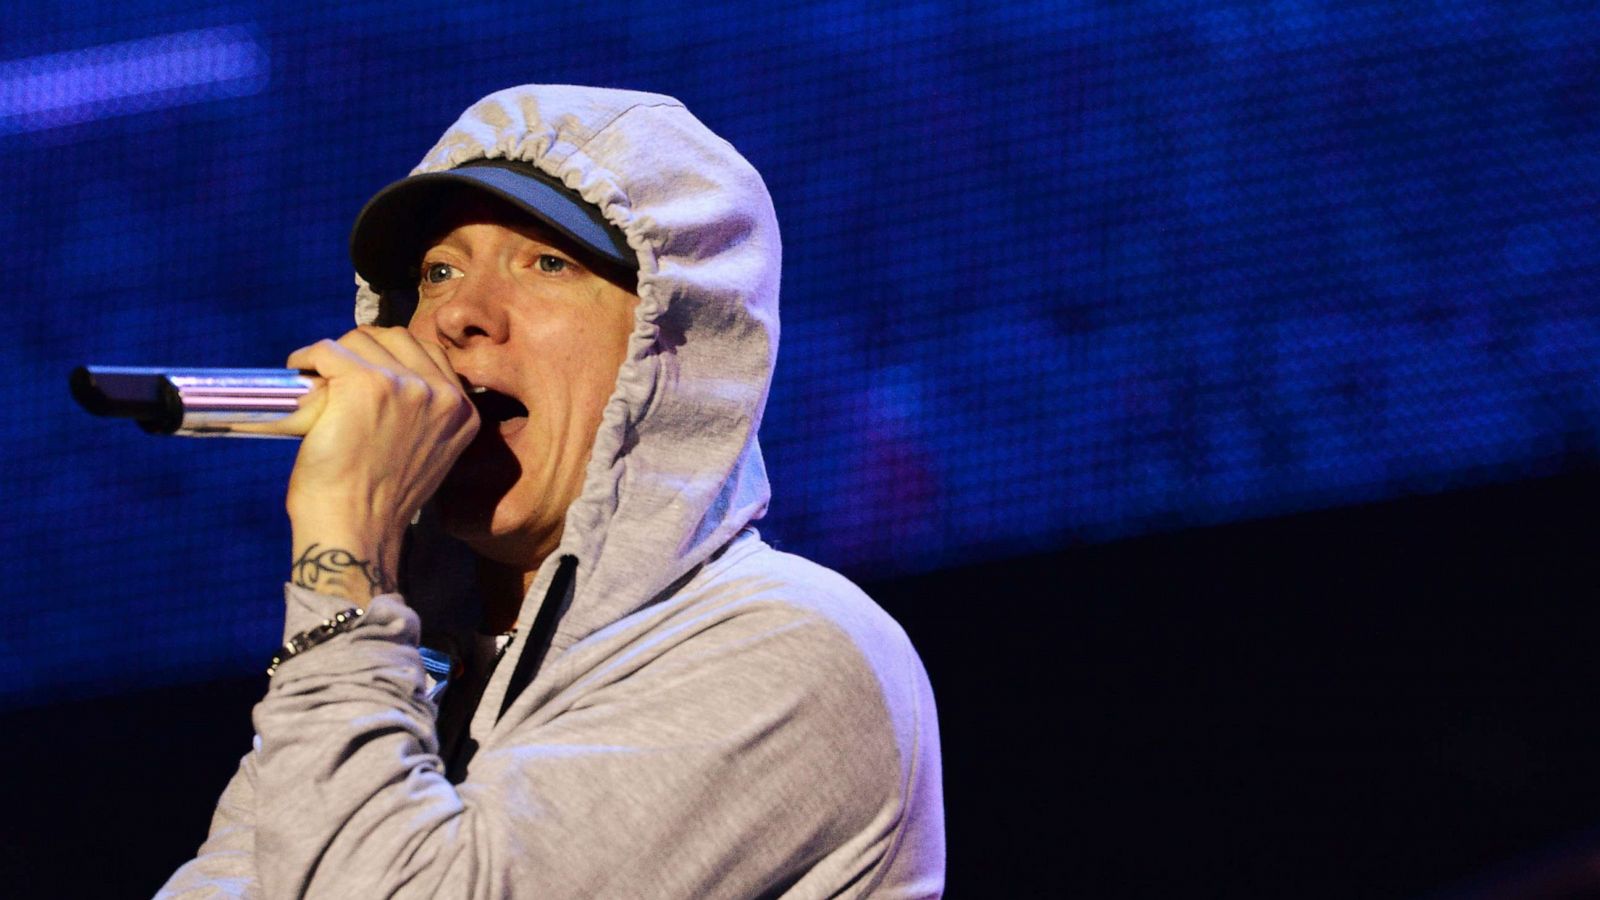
[333,327,411,374]
[364,330,478,437]
[231,376,329,437]
[285,336,373,378]
[285,330,414,380]
[358,326,459,388]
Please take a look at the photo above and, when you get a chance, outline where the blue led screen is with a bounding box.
[3,1,1597,708]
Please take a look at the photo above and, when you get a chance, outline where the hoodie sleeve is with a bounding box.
[155,746,262,899]
[174,582,918,899]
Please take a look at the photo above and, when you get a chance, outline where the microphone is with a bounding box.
[70,366,316,437]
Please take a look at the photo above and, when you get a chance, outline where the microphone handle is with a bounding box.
[70,366,316,437]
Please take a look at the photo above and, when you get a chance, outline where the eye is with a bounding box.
[421,261,461,286]
[536,254,569,273]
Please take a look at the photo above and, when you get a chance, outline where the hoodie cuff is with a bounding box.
[281,583,411,642]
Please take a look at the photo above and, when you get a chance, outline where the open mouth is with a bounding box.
[468,387,528,425]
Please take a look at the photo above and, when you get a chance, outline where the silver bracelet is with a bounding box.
[267,607,365,676]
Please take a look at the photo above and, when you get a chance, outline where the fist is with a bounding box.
[242,326,479,599]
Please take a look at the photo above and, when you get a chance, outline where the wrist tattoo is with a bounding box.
[291,543,392,595]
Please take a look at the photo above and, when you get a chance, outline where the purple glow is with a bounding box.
[0,26,269,133]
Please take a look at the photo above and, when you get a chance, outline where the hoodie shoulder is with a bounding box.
[692,534,938,771]
[683,535,946,895]
[712,538,915,658]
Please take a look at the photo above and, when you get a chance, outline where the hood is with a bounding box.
[354,85,781,657]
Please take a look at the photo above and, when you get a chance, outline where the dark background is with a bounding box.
[8,472,1600,896]
[4,1,1600,896]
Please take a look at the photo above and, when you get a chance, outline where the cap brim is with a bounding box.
[349,160,636,292]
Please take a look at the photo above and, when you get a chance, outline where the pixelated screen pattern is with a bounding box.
[3,1,1597,708]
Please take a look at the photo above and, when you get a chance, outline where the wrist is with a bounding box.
[288,533,400,608]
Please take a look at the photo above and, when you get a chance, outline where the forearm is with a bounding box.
[155,583,436,899]
[155,748,262,899]
[287,537,398,609]
[287,498,403,608]
[253,587,456,898]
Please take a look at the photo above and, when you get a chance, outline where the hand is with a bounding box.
[242,326,479,604]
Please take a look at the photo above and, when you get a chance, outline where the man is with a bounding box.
[158,84,945,897]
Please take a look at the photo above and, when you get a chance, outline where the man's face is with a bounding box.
[406,195,638,568]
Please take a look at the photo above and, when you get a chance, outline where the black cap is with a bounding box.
[349,158,636,291]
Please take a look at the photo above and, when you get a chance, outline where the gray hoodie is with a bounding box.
[157,85,945,898]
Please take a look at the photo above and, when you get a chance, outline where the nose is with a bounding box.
[414,273,511,348]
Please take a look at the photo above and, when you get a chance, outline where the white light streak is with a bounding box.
[0,26,269,133]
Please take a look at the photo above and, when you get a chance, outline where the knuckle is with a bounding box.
[351,368,392,393]
[398,374,432,401]
[443,393,477,428]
